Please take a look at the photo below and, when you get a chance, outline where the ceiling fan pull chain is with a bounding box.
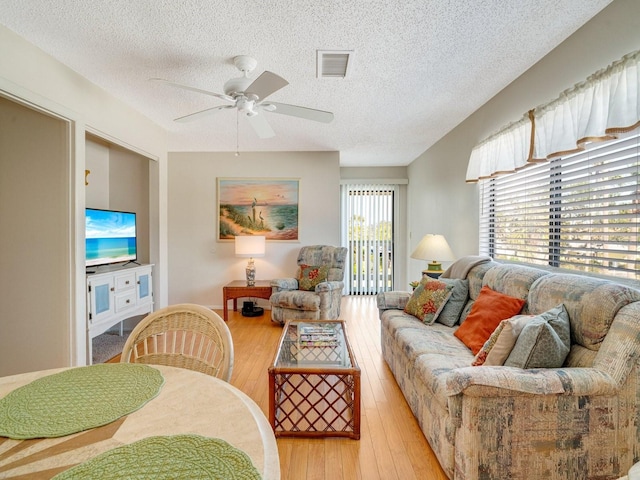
[235,109,240,157]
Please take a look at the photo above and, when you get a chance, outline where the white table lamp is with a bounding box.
[410,234,455,273]
[235,235,266,286]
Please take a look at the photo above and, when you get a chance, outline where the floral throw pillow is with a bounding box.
[404,278,454,325]
[298,264,329,291]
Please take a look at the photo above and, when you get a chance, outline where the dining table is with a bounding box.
[0,364,280,479]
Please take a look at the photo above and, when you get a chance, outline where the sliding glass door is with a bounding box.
[341,184,396,294]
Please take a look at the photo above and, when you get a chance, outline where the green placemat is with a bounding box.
[0,363,164,439]
[52,434,262,480]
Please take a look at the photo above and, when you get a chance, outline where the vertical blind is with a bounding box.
[341,184,395,294]
[479,131,640,279]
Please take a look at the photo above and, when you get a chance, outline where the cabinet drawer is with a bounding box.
[114,272,136,291]
[114,291,136,312]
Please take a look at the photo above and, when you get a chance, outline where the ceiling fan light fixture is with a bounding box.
[317,50,353,78]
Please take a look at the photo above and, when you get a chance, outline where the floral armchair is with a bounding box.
[269,245,348,324]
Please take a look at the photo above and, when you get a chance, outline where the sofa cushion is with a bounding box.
[454,286,526,355]
[269,290,321,311]
[394,322,471,364]
[298,264,329,291]
[504,304,571,369]
[481,264,550,311]
[528,273,640,350]
[404,278,453,324]
[436,278,469,327]
[466,260,500,300]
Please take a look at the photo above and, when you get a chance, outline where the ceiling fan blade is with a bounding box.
[244,71,289,101]
[246,113,275,139]
[150,78,234,102]
[174,105,234,123]
[265,102,334,123]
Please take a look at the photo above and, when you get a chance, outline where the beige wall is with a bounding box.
[168,151,340,308]
[0,98,71,375]
[108,145,151,265]
[406,0,640,282]
[85,138,110,208]
[340,166,407,181]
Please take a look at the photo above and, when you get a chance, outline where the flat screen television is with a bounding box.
[86,208,137,267]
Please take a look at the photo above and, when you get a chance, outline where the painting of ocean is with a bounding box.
[218,178,299,240]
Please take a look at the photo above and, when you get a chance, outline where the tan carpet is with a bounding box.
[92,331,131,364]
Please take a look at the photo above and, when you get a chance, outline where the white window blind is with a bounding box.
[480,131,640,279]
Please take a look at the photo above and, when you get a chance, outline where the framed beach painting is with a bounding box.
[217,177,299,241]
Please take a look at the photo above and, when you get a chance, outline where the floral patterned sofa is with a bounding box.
[377,258,640,479]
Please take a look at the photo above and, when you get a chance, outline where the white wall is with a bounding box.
[168,151,340,308]
[0,24,168,369]
[406,0,640,283]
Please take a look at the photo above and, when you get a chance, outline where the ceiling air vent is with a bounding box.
[317,50,353,78]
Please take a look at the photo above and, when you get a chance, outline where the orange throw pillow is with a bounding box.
[454,285,526,355]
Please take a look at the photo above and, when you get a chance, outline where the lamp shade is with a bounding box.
[410,234,455,263]
[234,235,266,257]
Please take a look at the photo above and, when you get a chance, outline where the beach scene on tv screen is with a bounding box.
[86,209,136,266]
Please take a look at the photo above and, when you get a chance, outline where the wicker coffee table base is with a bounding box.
[269,370,361,439]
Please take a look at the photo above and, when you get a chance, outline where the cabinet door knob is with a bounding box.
[125,280,130,285]
[126,299,130,304]
[110,287,115,291]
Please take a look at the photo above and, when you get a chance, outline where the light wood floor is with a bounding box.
[111,295,448,480]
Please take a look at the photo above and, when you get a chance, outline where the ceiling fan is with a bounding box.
[151,55,334,139]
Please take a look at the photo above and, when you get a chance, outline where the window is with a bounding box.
[480,131,640,280]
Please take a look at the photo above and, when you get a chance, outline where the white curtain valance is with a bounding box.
[466,49,640,183]
[465,111,535,183]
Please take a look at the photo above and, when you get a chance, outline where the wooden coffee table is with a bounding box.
[222,280,272,321]
[268,320,361,439]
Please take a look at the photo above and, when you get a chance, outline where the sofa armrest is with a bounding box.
[376,291,412,311]
[270,278,299,292]
[446,365,618,398]
[315,281,343,293]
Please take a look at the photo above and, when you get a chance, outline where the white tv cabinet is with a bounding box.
[86,264,154,363]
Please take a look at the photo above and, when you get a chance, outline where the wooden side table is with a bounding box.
[223,280,272,321]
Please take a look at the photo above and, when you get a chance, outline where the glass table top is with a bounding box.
[273,321,352,369]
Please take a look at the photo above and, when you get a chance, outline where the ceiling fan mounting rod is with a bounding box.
[233,55,257,75]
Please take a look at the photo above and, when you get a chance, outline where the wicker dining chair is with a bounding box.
[120,303,234,382]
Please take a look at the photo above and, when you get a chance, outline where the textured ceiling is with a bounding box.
[0,0,612,166]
